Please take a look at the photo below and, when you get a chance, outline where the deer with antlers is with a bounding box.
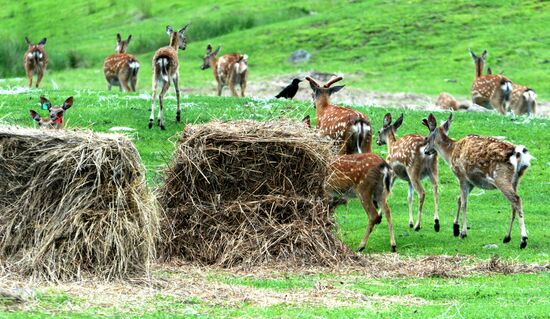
[103,34,140,92]
[149,24,190,130]
[376,113,440,232]
[200,44,248,97]
[23,37,48,88]
[423,113,534,248]
[29,96,73,129]
[305,76,372,154]
[468,49,513,114]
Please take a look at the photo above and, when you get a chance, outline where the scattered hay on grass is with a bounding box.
[0,126,159,281]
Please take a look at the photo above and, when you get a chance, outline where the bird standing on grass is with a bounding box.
[275,78,302,99]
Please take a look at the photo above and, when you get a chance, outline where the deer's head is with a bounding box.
[24,36,47,59]
[422,113,452,156]
[166,24,190,50]
[468,48,487,77]
[376,113,403,146]
[200,44,221,70]
[115,34,132,54]
[30,96,73,129]
[305,76,345,108]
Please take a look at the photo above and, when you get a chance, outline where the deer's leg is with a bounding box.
[382,197,396,252]
[240,77,247,97]
[409,170,425,231]
[26,68,33,87]
[228,77,239,97]
[36,69,44,88]
[356,187,381,252]
[172,74,181,123]
[429,165,440,232]
[216,81,223,96]
[497,181,527,248]
[458,181,471,239]
[407,182,414,228]
[454,196,461,236]
[149,81,158,129]
[158,81,170,130]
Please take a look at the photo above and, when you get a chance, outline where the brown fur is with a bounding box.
[23,37,48,88]
[103,34,139,92]
[509,84,537,116]
[436,92,469,111]
[29,96,73,129]
[201,44,248,97]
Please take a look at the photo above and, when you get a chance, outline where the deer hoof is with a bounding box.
[434,220,440,232]
[453,223,460,237]
[357,246,365,253]
[409,222,414,228]
[459,232,467,239]
[503,236,511,244]
[160,125,166,131]
[176,113,181,123]
[391,245,397,253]
[520,237,528,249]
[148,121,153,129]
[414,225,421,231]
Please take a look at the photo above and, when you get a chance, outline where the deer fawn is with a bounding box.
[103,34,140,92]
[509,84,537,116]
[305,76,371,154]
[29,96,73,129]
[436,92,469,111]
[327,154,396,252]
[200,44,248,97]
[468,49,513,114]
[24,37,48,88]
[149,24,190,130]
[376,113,440,232]
[423,113,534,248]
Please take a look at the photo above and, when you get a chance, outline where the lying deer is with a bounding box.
[423,113,533,248]
[200,44,248,97]
[24,37,48,88]
[436,92,469,111]
[150,24,189,130]
[510,84,537,116]
[376,113,440,231]
[29,96,73,129]
[468,49,512,114]
[103,33,140,92]
[305,76,371,154]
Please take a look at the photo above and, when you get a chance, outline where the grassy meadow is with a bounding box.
[0,0,549,318]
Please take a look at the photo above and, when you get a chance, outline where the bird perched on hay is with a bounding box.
[275,78,302,99]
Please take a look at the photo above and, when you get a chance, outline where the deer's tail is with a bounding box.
[156,57,170,82]
[350,118,371,154]
[128,59,140,78]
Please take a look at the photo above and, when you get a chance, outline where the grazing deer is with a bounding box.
[23,37,48,88]
[423,113,534,248]
[509,84,537,116]
[376,113,440,231]
[29,96,73,129]
[149,24,190,130]
[103,33,140,92]
[305,76,372,154]
[468,49,513,114]
[328,153,396,252]
[200,44,248,97]
[436,92,469,111]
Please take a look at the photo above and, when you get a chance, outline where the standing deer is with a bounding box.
[29,96,73,129]
[103,33,140,92]
[327,153,396,252]
[150,24,190,130]
[305,76,371,154]
[200,44,248,97]
[468,49,513,114]
[23,37,48,88]
[423,113,534,248]
[376,113,440,231]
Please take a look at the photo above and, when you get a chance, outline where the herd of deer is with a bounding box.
[23,26,535,252]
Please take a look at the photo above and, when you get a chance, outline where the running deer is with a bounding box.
[376,113,440,231]
[149,24,190,130]
[436,92,469,111]
[423,113,534,248]
[103,33,140,92]
[468,49,513,114]
[327,153,396,252]
[29,96,73,129]
[23,37,48,88]
[200,44,248,97]
[305,76,371,154]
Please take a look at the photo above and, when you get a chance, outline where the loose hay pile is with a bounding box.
[158,120,352,266]
[0,127,159,281]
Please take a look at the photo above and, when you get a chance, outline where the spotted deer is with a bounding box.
[376,113,440,232]
[468,49,513,114]
[29,96,73,129]
[149,24,190,130]
[23,37,48,88]
[305,76,371,155]
[327,153,396,252]
[436,92,469,111]
[423,113,534,248]
[200,44,248,97]
[509,84,537,116]
[103,33,140,92]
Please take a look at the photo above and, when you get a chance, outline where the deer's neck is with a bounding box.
[314,95,331,119]
[210,56,219,80]
[475,59,483,79]
[387,130,397,155]
[436,135,456,165]
[169,32,178,50]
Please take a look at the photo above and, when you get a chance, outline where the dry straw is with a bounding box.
[158,119,353,266]
[0,127,159,281]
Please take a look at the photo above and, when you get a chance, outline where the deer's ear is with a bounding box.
[30,110,41,122]
[62,96,74,110]
[468,48,476,61]
[442,113,452,133]
[213,46,221,56]
[428,113,437,130]
[206,44,212,54]
[116,33,122,43]
[481,49,487,62]
[179,23,190,34]
[393,113,404,129]
[38,37,47,45]
[487,67,492,75]
[126,35,132,44]
[40,96,51,110]
[166,25,174,36]
[383,113,392,127]
[328,85,345,96]
[25,37,31,46]
[421,118,430,129]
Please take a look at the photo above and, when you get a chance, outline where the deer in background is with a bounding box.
[200,44,248,97]
[436,92,469,111]
[423,113,534,248]
[103,33,140,92]
[29,96,73,129]
[376,113,440,232]
[468,49,513,114]
[24,37,48,88]
[305,76,371,154]
[150,24,190,130]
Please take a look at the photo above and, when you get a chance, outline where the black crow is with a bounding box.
[275,78,302,99]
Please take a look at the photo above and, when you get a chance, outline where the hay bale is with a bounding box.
[158,120,352,266]
[0,126,159,281]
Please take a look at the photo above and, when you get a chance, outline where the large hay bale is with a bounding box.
[0,127,159,281]
[158,120,352,266]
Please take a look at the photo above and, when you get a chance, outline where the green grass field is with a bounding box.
[1,0,549,318]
